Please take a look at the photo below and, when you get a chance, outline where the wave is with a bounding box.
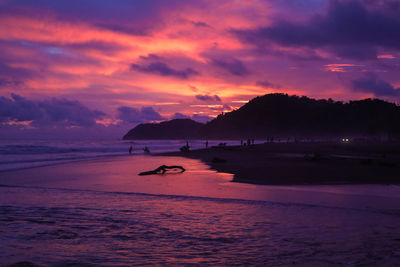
[0,139,241,171]
[3,183,400,217]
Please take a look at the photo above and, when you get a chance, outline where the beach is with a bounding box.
[1,144,400,265]
[1,153,400,265]
[161,142,400,185]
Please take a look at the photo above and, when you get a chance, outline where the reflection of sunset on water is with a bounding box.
[2,155,400,265]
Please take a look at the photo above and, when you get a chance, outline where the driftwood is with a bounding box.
[138,165,186,176]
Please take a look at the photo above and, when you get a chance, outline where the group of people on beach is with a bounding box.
[241,139,255,146]
[129,144,150,155]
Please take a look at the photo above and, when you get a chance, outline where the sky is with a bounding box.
[1,0,400,139]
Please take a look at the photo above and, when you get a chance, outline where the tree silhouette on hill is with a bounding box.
[123,94,400,140]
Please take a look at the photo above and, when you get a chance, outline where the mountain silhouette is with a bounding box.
[123,94,400,140]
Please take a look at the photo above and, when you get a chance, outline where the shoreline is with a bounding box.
[2,141,400,186]
[158,142,400,185]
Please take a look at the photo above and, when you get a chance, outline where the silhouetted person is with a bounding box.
[143,146,150,153]
[205,140,208,148]
[139,165,185,176]
[247,139,251,146]
[129,145,133,155]
[180,145,189,152]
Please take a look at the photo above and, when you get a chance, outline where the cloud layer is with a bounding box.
[352,76,400,97]
[0,0,400,137]
[0,94,105,127]
[233,0,400,60]
[117,106,165,123]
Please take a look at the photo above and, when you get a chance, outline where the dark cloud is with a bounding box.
[0,78,22,87]
[0,0,193,26]
[172,112,190,119]
[117,106,165,123]
[96,23,149,36]
[191,21,210,28]
[256,80,281,89]
[0,62,32,83]
[139,54,163,61]
[352,76,400,96]
[195,94,221,102]
[211,58,249,76]
[131,62,199,79]
[233,0,400,60]
[0,93,105,127]
[330,44,378,60]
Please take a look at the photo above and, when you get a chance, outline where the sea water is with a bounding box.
[0,139,242,171]
[1,144,400,266]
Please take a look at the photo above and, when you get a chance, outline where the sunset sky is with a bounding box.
[1,0,400,139]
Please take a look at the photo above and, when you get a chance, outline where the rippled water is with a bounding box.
[0,139,244,171]
[1,156,400,266]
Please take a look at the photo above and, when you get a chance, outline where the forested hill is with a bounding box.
[123,94,400,140]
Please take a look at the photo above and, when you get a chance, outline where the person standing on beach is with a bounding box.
[129,145,133,155]
[205,140,208,148]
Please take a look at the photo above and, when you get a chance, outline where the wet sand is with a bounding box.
[2,148,400,265]
[159,142,400,185]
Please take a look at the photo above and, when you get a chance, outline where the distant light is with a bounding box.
[342,138,350,142]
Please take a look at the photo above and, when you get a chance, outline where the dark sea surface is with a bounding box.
[0,139,242,171]
[1,144,400,266]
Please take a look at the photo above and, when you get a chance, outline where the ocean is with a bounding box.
[1,140,400,266]
[0,139,242,171]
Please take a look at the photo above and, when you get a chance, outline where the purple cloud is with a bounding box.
[139,53,163,61]
[256,80,281,89]
[352,76,400,97]
[191,21,210,28]
[233,0,400,60]
[211,57,249,76]
[117,106,165,123]
[131,62,199,79]
[0,61,32,84]
[172,112,190,119]
[0,93,105,127]
[195,94,221,102]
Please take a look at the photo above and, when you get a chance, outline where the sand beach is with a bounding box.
[160,141,400,185]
